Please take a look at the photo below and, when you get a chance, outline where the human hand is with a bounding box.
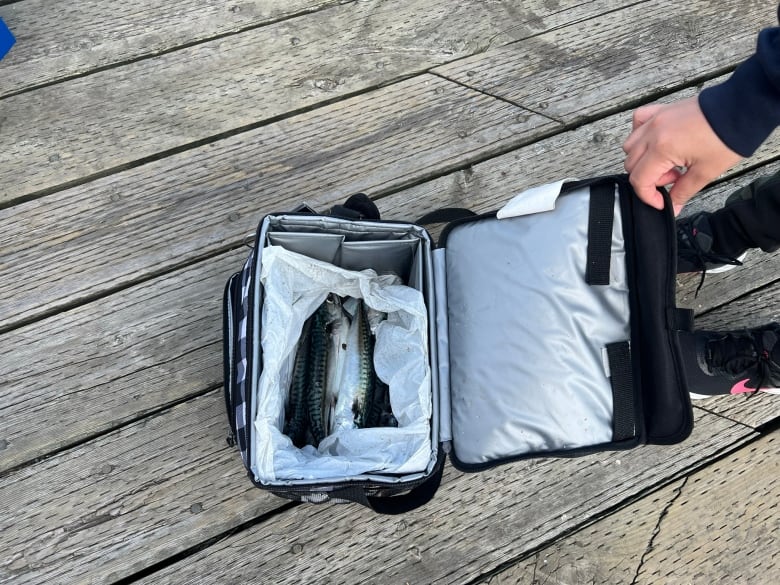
[622,96,743,215]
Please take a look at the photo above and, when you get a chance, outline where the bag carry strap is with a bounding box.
[328,193,381,221]
[415,207,477,226]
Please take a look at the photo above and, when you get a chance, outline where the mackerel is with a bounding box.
[283,317,312,448]
[307,297,332,446]
[352,299,376,428]
[324,295,348,435]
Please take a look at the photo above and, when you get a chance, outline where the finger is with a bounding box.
[627,150,679,188]
[628,154,674,210]
[668,169,709,210]
[632,104,663,130]
[622,123,647,155]
[657,168,682,186]
[628,172,665,210]
[623,140,647,172]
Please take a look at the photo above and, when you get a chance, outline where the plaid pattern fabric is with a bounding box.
[230,251,254,468]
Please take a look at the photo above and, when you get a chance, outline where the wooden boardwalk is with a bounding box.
[0,1,778,583]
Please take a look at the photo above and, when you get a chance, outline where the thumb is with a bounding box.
[632,104,663,130]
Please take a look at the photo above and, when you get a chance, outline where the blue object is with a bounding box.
[0,18,15,60]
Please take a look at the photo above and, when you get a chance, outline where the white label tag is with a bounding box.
[497,177,579,219]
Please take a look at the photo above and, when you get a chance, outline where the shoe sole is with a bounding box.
[705,251,749,274]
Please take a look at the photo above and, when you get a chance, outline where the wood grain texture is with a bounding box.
[0,74,554,331]
[0,0,342,97]
[0,0,629,204]
[0,249,246,474]
[492,434,780,585]
[0,392,282,584]
[481,480,686,585]
[435,0,776,124]
[488,434,780,584]
[637,433,779,584]
[133,411,752,585]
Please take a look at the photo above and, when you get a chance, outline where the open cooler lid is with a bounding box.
[434,178,641,471]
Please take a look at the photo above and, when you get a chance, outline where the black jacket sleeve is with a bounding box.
[698,5,780,157]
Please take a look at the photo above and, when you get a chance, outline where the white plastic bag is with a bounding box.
[252,246,432,482]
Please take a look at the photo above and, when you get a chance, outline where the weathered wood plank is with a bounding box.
[493,433,779,585]
[130,411,753,585]
[435,0,775,124]
[0,249,246,474]
[0,74,555,331]
[0,402,751,583]
[0,0,341,97]
[637,433,779,584]
[0,392,282,584]
[482,481,684,584]
[0,0,632,204]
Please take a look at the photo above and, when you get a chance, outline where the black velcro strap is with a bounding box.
[586,183,616,285]
[606,341,636,442]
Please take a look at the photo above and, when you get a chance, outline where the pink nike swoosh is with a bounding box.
[730,379,754,395]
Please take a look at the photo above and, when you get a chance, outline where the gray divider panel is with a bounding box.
[340,239,419,282]
[445,185,630,465]
[267,232,344,264]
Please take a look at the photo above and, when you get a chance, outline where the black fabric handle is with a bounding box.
[415,207,477,226]
[328,193,381,221]
[366,452,445,515]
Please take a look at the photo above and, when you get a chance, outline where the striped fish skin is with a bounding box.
[286,295,399,442]
[283,318,312,448]
[307,298,331,445]
[363,308,397,429]
[324,296,348,435]
[352,300,376,428]
[352,299,374,429]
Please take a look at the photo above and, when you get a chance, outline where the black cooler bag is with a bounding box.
[222,174,693,514]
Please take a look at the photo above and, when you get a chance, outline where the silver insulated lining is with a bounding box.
[445,185,630,465]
